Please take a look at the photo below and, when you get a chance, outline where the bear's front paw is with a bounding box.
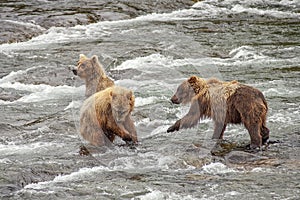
[167,125,179,132]
[123,135,133,142]
[131,135,138,143]
[167,120,180,132]
[122,133,137,143]
[167,126,175,132]
[125,140,138,148]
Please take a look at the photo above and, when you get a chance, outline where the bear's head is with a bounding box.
[73,54,100,79]
[110,87,135,123]
[171,75,207,104]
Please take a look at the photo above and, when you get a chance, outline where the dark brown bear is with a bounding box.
[168,76,269,149]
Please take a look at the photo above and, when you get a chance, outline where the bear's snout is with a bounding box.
[72,68,78,75]
[171,95,180,104]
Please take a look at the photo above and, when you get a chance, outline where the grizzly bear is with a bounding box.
[72,54,115,97]
[79,86,138,146]
[170,77,237,104]
[167,76,269,149]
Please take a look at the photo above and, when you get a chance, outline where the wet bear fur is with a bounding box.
[168,76,269,149]
[80,86,138,146]
[73,54,114,97]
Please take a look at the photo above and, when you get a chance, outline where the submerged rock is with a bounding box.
[224,151,282,168]
[0,88,29,102]
[0,20,45,44]
[225,151,269,164]
[0,184,21,198]
[210,140,237,156]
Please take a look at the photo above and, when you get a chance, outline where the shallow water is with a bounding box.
[0,0,300,199]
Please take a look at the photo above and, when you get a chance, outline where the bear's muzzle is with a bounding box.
[171,95,180,104]
[72,68,78,75]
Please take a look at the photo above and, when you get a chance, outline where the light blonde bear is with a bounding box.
[73,54,114,97]
[80,86,138,146]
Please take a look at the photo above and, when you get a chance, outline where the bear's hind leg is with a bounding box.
[261,125,270,145]
[245,123,262,149]
[81,125,111,147]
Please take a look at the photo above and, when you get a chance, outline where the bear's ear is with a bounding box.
[126,91,133,100]
[110,90,117,100]
[188,75,206,94]
[79,54,87,60]
[91,55,99,65]
[188,75,198,85]
[78,54,88,65]
[128,91,135,109]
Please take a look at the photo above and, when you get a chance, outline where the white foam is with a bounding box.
[229,46,266,60]
[227,191,241,196]
[263,87,296,97]
[0,6,201,52]
[0,158,12,164]
[135,96,158,107]
[24,85,81,103]
[3,19,46,31]
[231,4,300,19]
[251,167,273,173]
[0,25,96,52]
[134,7,204,21]
[30,25,108,45]
[138,189,166,200]
[141,125,170,140]
[0,66,41,84]
[113,54,223,80]
[202,162,237,174]
[212,46,300,68]
[137,188,195,200]
[192,1,229,16]
[268,113,293,124]
[0,66,85,102]
[25,166,110,189]
[194,0,300,19]
[0,142,59,156]
[279,0,300,7]
[113,54,172,71]
[106,149,178,171]
[64,100,83,110]
[0,82,50,93]
[193,0,300,19]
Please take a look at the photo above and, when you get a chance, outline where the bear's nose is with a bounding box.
[72,69,77,75]
[171,95,179,104]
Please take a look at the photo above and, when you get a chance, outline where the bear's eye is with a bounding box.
[80,63,86,68]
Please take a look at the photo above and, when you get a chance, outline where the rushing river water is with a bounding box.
[0,0,300,199]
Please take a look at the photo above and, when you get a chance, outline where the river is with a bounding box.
[0,0,299,199]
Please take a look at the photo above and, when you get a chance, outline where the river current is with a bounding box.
[0,0,299,199]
